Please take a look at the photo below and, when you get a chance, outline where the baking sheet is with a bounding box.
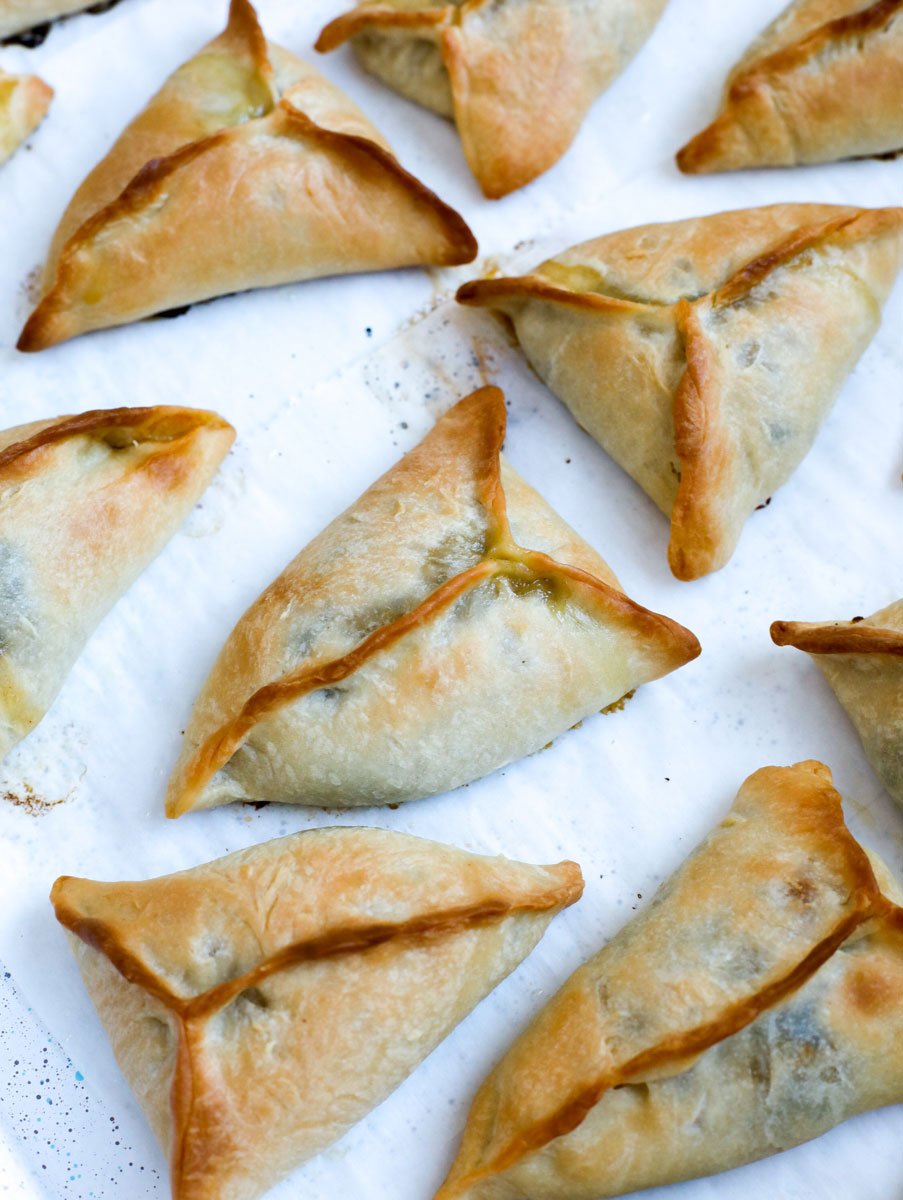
[0,0,902,1197]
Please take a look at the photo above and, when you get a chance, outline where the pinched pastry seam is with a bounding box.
[17,0,476,352]
[437,768,901,1195]
[677,0,903,171]
[316,1,454,51]
[167,386,701,816]
[0,406,234,736]
[457,208,903,581]
[0,406,233,475]
[772,619,903,656]
[316,0,641,198]
[51,861,583,1200]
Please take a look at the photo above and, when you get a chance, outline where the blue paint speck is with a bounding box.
[74,1071,84,1082]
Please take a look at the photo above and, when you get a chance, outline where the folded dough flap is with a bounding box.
[316,0,668,197]
[458,204,903,580]
[0,68,53,165]
[18,0,475,351]
[677,0,903,173]
[0,406,234,756]
[165,387,699,815]
[772,601,903,807]
[437,761,897,1199]
[52,827,584,1200]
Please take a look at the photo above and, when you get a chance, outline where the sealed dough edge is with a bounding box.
[51,826,585,1200]
[435,760,903,1199]
[164,386,701,817]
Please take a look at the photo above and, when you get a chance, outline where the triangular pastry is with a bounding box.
[52,826,584,1200]
[678,0,903,174]
[437,760,903,1199]
[0,405,234,760]
[17,0,476,352]
[165,387,699,817]
[458,204,903,580]
[316,0,669,198]
[772,602,903,808]
[0,1,111,41]
[0,64,52,164]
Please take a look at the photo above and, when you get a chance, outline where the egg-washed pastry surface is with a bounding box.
[316,0,669,198]
[773,601,903,809]
[166,387,699,817]
[0,406,234,762]
[458,204,903,580]
[17,0,476,352]
[52,827,584,1200]
[436,760,903,1199]
[678,0,903,173]
[0,65,51,162]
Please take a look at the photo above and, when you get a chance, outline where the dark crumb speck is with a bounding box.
[565,457,571,464]
[400,421,408,429]
[365,326,372,337]
[2,783,66,815]
[755,497,772,511]
[852,615,865,623]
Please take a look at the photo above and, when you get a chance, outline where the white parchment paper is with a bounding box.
[0,0,901,1197]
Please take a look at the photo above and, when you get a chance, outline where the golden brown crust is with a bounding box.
[279,102,476,264]
[52,873,583,1021]
[17,0,475,352]
[0,67,53,165]
[167,386,701,815]
[677,0,903,173]
[52,833,584,1200]
[457,276,651,317]
[0,406,233,476]
[316,0,668,198]
[315,4,449,52]
[457,206,903,581]
[464,900,884,1186]
[436,761,897,1198]
[771,619,903,656]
